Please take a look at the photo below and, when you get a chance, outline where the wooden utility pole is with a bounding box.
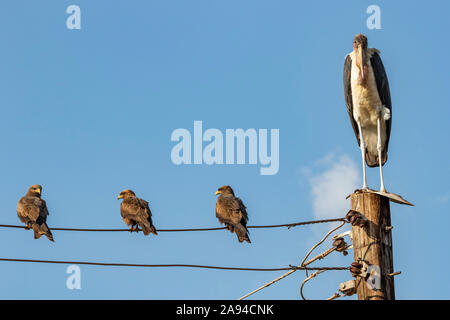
[350,191,395,300]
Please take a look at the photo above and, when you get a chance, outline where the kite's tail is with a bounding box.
[142,222,158,236]
[235,224,251,243]
[32,223,54,242]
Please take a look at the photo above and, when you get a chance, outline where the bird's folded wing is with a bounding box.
[343,54,360,146]
[216,196,243,225]
[17,197,42,221]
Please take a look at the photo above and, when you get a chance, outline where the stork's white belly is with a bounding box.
[350,52,387,156]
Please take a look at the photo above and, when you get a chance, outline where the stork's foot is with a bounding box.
[379,187,387,193]
[355,186,370,193]
[351,187,377,197]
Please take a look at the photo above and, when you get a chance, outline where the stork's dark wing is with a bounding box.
[370,51,392,152]
[343,54,360,146]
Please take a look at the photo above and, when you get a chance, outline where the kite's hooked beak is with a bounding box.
[117,194,124,200]
[215,190,221,196]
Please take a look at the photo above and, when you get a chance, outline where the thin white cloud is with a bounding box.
[305,154,360,219]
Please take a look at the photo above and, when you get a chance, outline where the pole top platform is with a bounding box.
[347,188,414,206]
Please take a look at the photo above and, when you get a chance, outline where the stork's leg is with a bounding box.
[357,121,368,190]
[377,117,386,193]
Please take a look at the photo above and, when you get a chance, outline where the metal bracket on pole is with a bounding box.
[339,279,357,296]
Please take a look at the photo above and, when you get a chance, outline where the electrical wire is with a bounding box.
[0,258,349,272]
[0,217,351,300]
[0,218,346,233]
[239,221,348,300]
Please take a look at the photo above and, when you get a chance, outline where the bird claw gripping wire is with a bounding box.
[345,210,367,227]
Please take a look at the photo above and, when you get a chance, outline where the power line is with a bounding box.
[300,269,327,300]
[0,258,350,272]
[0,218,346,233]
[301,221,346,277]
[239,221,347,300]
[0,217,350,299]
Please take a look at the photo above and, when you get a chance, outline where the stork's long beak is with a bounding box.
[357,45,367,80]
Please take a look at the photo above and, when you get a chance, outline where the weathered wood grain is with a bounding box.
[351,192,395,300]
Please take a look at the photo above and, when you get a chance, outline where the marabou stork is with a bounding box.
[344,34,392,192]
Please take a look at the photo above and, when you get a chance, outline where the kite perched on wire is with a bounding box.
[117,189,158,236]
[215,185,251,243]
[17,184,54,242]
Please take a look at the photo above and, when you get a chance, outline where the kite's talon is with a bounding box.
[24,224,31,230]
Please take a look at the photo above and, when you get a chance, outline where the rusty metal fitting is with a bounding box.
[387,271,401,278]
[339,279,357,296]
[332,237,349,256]
[346,210,367,227]
[332,237,347,251]
[350,261,363,277]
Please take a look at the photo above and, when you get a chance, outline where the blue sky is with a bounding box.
[0,0,449,299]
